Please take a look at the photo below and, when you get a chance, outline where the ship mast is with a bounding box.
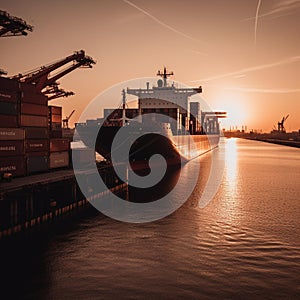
[157,67,174,87]
[122,89,126,126]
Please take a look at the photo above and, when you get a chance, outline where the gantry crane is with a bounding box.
[63,110,75,129]
[201,111,227,134]
[0,10,33,76]
[43,83,74,100]
[277,114,289,133]
[14,50,96,99]
[0,69,7,76]
[0,10,33,37]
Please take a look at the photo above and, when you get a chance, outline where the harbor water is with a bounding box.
[1,138,299,299]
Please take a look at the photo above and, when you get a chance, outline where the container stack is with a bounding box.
[0,78,26,177]
[49,105,62,138]
[20,83,50,174]
[49,105,70,170]
[49,138,70,170]
[0,77,71,177]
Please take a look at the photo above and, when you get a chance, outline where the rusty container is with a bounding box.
[0,77,19,91]
[25,139,49,152]
[0,128,25,140]
[50,138,70,152]
[49,151,69,169]
[49,106,62,115]
[24,127,49,140]
[0,156,26,177]
[20,115,48,127]
[0,101,19,115]
[0,140,25,157]
[0,114,19,128]
[21,103,48,116]
[0,90,20,103]
[26,154,49,174]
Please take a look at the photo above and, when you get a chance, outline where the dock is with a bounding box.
[0,166,127,239]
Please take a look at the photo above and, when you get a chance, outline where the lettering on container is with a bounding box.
[29,143,43,148]
[0,93,11,99]
[0,146,16,151]
[0,131,16,137]
[0,165,17,172]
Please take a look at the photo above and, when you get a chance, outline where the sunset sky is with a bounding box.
[1,0,300,131]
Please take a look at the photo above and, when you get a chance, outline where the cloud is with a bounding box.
[190,55,300,83]
[123,0,200,43]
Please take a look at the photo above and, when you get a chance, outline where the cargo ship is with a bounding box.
[76,68,223,169]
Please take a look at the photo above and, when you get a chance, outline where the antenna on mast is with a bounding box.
[157,67,174,87]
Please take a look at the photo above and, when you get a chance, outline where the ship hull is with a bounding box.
[76,124,219,168]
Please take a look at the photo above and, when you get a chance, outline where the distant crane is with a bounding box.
[0,10,33,37]
[277,114,289,133]
[63,110,75,129]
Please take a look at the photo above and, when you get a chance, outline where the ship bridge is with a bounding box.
[126,68,202,131]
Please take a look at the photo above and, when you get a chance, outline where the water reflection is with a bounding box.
[218,138,240,224]
[225,138,238,187]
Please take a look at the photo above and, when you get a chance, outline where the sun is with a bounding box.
[214,91,248,130]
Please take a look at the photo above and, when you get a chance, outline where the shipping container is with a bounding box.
[0,128,25,140]
[26,155,48,174]
[0,90,20,103]
[21,92,48,105]
[24,127,49,139]
[0,77,19,91]
[0,140,24,157]
[0,101,19,115]
[26,151,49,157]
[20,83,48,105]
[48,106,62,115]
[50,138,70,152]
[0,114,19,128]
[0,155,25,177]
[21,103,48,116]
[20,115,48,127]
[49,151,69,169]
[49,131,62,138]
[26,139,49,152]
[50,114,62,123]
[49,122,62,131]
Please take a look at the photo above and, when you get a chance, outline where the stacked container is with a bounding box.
[0,77,71,177]
[20,83,50,174]
[0,128,26,177]
[49,105,62,138]
[49,138,70,169]
[0,78,26,177]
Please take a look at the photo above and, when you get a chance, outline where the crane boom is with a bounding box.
[0,10,33,37]
[15,50,96,91]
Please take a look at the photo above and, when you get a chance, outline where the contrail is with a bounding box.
[243,0,300,21]
[223,86,300,94]
[254,0,262,45]
[190,55,300,83]
[123,0,199,43]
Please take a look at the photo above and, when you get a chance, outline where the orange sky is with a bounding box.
[1,0,300,132]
